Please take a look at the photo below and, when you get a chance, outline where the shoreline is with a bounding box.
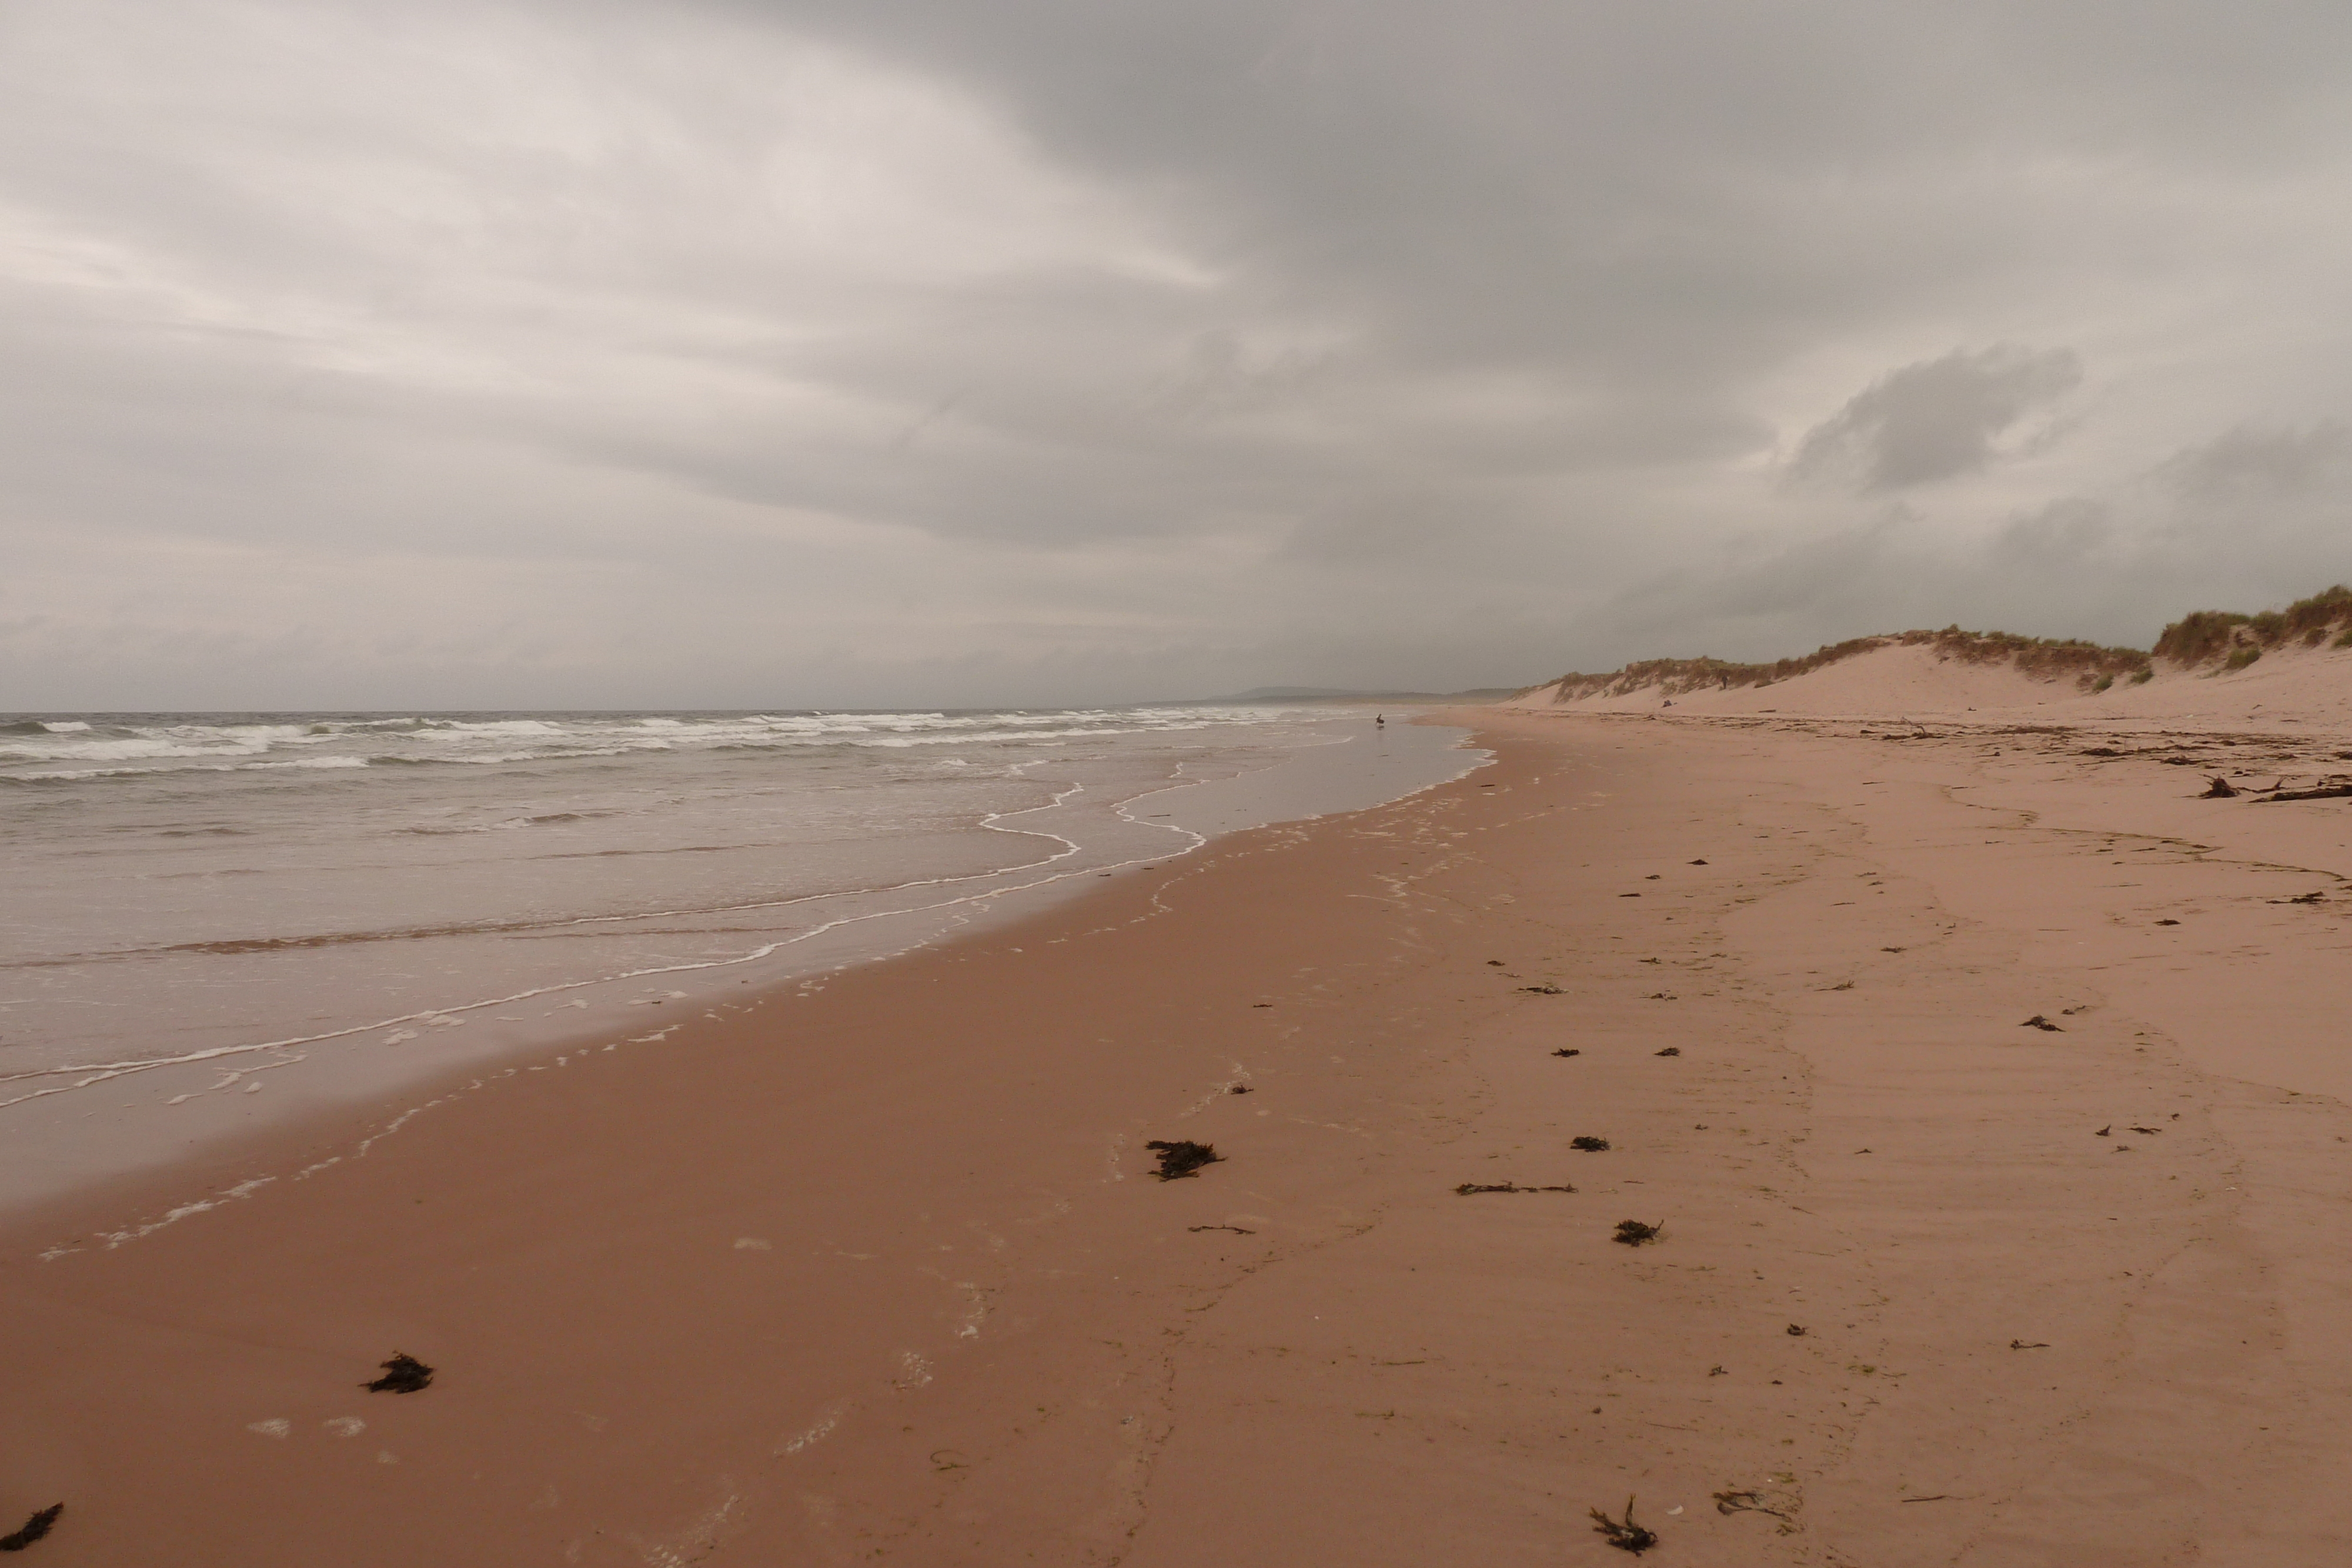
[8,710,2351,1562]
[1,710,1478,1220]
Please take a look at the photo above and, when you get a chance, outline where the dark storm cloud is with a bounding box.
[6,0,2352,706]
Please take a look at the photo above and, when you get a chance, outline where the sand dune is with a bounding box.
[1515,590,2352,730]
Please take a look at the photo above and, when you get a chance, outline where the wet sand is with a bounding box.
[6,710,2351,1564]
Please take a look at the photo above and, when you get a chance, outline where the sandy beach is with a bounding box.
[8,701,2352,1564]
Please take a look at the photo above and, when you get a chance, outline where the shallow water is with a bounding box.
[0,706,1478,1211]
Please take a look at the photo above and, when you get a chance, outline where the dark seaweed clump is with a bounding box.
[1571,1136,1611,1152]
[1590,1497,1658,1554]
[0,1505,64,1552]
[1612,1219,1663,1246]
[1144,1139,1222,1180]
[365,1353,435,1394]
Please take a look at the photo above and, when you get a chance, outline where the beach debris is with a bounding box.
[1619,892,1641,898]
[1646,991,1678,1000]
[1713,1489,1790,1520]
[2095,1125,2112,1136]
[1188,1223,1255,1235]
[364,1353,434,1395]
[1571,1136,1611,1152]
[2129,1124,2161,1134]
[1589,1497,1658,1554]
[2156,918,2181,925]
[1519,984,1565,995]
[0,1505,62,1553]
[1250,1002,1272,1008]
[1653,1047,1681,1057]
[1612,1219,1663,1246]
[1455,1182,1576,1195]
[1144,1140,1222,1181]
[1228,1084,1252,1095]
[1689,859,1708,865]
[1830,980,1855,991]
[1487,959,1506,965]
[2201,775,2240,798]
[2010,1339,2051,1350]
[1645,874,1661,880]
[1551,1048,1582,1057]
[1708,1365,1728,1376]
[2020,1015,2063,1031]
[1785,1323,1809,1337]
[2271,890,2328,904]
[1881,945,1906,952]
[2257,784,2352,803]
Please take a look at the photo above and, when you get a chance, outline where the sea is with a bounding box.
[0,706,1479,1215]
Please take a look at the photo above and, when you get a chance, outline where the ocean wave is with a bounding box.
[0,706,1315,784]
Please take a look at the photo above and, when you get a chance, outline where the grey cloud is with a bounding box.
[1788,346,2084,493]
[9,0,2352,707]
[2151,422,2352,502]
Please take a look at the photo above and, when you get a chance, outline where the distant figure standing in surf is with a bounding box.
[1375,713,1385,728]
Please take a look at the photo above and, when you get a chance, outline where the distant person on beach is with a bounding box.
[1375,713,1385,727]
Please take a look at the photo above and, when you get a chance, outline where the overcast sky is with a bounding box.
[6,0,2352,708]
